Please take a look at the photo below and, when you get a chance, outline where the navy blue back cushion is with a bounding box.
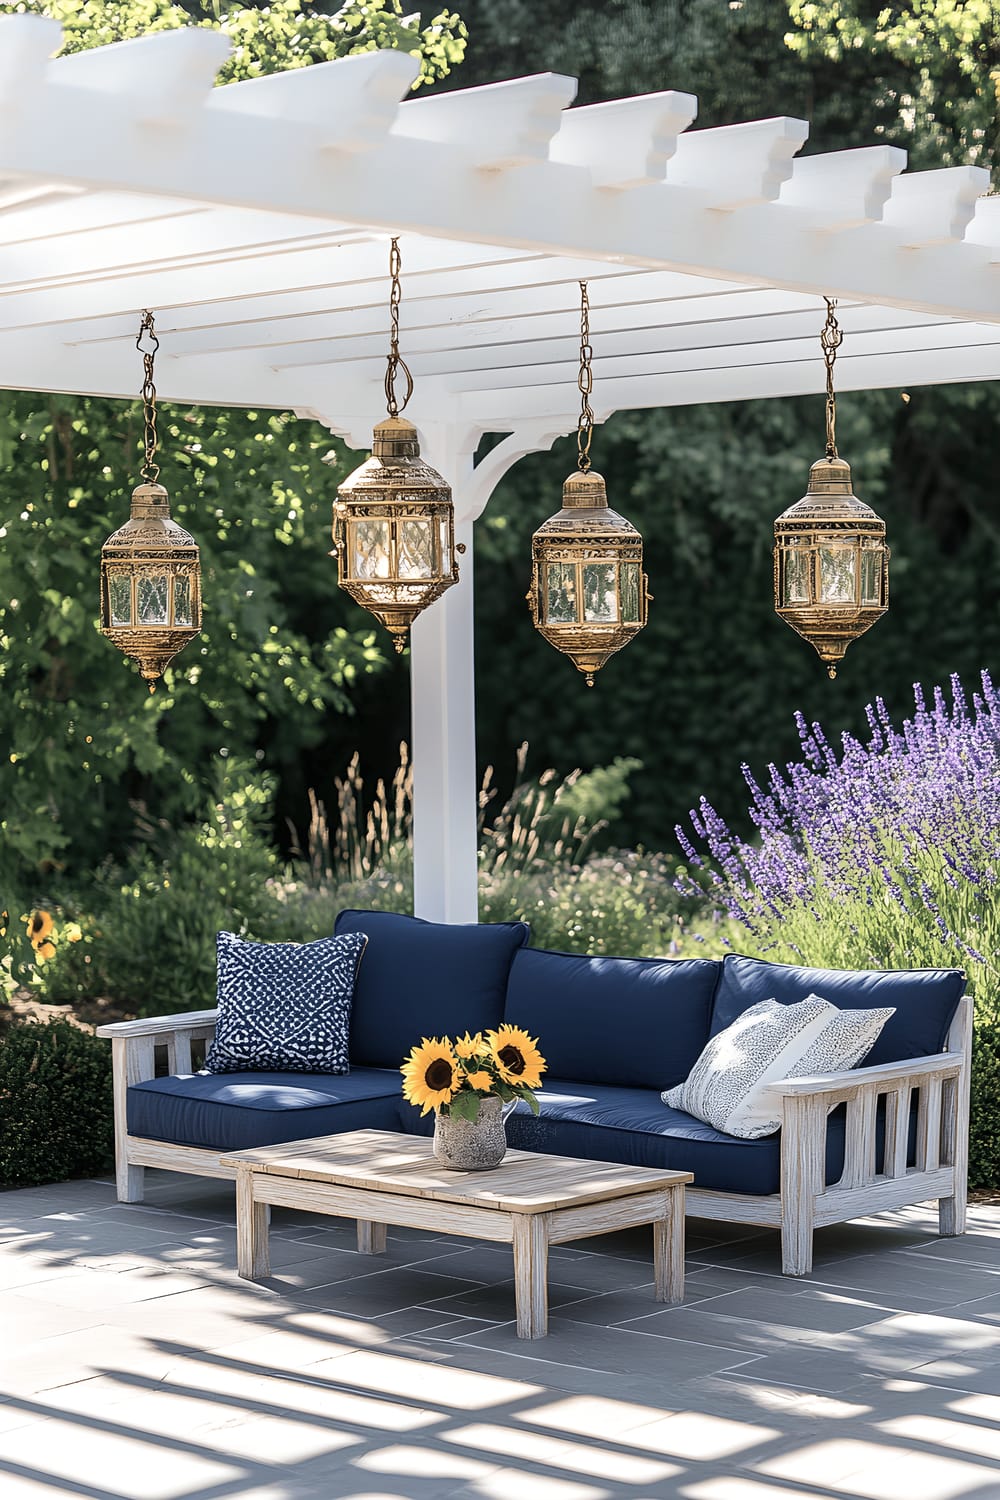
[710,954,964,1065]
[335,909,530,1068]
[504,947,721,1090]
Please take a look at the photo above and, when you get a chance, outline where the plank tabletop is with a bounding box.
[220,1129,692,1214]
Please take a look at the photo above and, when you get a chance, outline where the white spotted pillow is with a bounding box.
[663,993,894,1139]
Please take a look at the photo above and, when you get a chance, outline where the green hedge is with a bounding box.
[0,1021,113,1187]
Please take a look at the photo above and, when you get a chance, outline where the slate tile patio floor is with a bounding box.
[2,1172,1000,1500]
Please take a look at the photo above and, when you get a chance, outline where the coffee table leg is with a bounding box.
[235,1166,270,1279]
[512,1213,549,1338]
[357,1220,387,1255]
[654,1184,685,1304]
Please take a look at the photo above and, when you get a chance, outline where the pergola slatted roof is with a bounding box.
[2,15,1000,443]
[3,14,997,922]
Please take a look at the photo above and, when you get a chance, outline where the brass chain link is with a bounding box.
[384,237,414,418]
[136,309,160,483]
[577,281,595,473]
[821,296,843,460]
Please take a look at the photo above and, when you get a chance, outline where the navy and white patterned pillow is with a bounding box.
[205,931,367,1075]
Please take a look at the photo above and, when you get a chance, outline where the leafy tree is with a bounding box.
[0,0,466,892]
[787,0,1000,171]
[8,0,467,88]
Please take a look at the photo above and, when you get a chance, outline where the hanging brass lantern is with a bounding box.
[100,311,201,691]
[774,298,889,679]
[527,282,649,686]
[332,239,459,653]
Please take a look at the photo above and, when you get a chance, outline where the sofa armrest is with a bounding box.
[771,1050,964,1099]
[96,1009,219,1039]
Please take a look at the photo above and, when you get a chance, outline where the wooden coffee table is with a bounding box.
[221,1129,691,1338]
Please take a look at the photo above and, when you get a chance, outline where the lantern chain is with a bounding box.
[385,237,414,419]
[136,310,160,483]
[577,281,595,473]
[821,296,843,461]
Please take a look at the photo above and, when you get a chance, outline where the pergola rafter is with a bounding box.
[2,15,998,920]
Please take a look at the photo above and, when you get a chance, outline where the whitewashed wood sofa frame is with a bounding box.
[97,995,972,1276]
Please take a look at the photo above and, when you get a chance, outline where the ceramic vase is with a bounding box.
[433,1095,512,1171]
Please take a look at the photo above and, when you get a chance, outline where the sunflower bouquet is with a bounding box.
[401,1024,546,1122]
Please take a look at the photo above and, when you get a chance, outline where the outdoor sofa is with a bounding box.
[97,911,971,1275]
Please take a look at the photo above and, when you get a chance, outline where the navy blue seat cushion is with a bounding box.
[710,954,964,1066]
[404,1076,896,1196]
[335,909,530,1069]
[127,1067,404,1154]
[504,948,720,1090]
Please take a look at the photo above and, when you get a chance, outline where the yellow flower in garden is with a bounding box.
[488,1024,546,1090]
[0,911,7,938]
[466,1070,493,1091]
[401,1037,460,1115]
[64,922,83,944]
[454,1032,484,1060]
[26,910,54,945]
[34,940,57,964]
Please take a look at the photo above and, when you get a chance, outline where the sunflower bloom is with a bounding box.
[34,940,57,964]
[27,910,54,944]
[466,1070,494,1091]
[401,1037,460,1116]
[454,1032,484,1061]
[488,1024,546,1090]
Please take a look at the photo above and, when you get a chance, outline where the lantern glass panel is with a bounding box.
[621,562,641,623]
[545,561,578,623]
[353,519,391,579]
[861,548,882,606]
[399,518,434,579]
[138,574,169,625]
[819,546,857,604]
[439,517,452,572]
[782,547,812,605]
[109,574,132,627]
[173,573,193,627]
[583,562,618,623]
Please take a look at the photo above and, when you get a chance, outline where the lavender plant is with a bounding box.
[678,671,1000,1003]
[677,671,1000,1187]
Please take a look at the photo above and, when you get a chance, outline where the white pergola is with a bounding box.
[4,15,1000,923]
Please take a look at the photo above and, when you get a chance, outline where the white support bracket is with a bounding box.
[396,73,577,171]
[53,28,230,128]
[668,116,809,209]
[882,165,990,246]
[551,91,698,190]
[0,16,61,110]
[779,145,907,230]
[210,51,418,152]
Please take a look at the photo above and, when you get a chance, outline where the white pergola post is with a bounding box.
[409,428,478,924]
[409,421,573,923]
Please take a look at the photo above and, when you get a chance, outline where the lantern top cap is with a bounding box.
[806,455,855,495]
[372,415,420,461]
[129,480,173,520]
[562,469,608,508]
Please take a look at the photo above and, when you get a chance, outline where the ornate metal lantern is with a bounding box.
[100,312,201,691]
[527,282,649,685]
[332,239,459,653]
[774,299,889,678]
